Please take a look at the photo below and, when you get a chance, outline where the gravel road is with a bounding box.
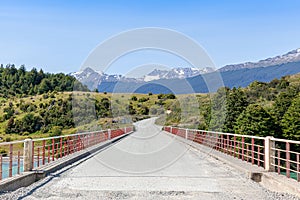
[1,118,299,200]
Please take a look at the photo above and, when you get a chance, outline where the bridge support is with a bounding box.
[23,139,33,172]
[264,136,275,172]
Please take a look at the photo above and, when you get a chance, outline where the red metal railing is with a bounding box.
[31,127,133,170]
[270,138,300,182]
[163,126,299,182]
[164,127,265,168]
[0,140,24,180]
[0,126,133,181]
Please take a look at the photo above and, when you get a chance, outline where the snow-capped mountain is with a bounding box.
[143,67,214,81]
[70,66,215,88]
[70,67,122,82]
[70,67,125,89]
[219,48,300,72]
[71,48,300,84]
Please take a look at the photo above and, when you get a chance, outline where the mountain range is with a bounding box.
[219,48,300,72]
[71,67,214,83]
[71,48,300,94]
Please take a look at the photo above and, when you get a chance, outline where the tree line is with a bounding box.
[0,64,88,98]
[208,76,300,141]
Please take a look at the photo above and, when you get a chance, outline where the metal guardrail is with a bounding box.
[0,140,24,181]
[0,127,133,181]
[164,126,300,182]
[271,138,300,181]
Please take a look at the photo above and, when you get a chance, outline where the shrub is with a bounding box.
[5,137,11,142]
[138,97,149,102]
[131,96,137,101]
[22,131,30,136]
[43,94,49,99]
[49,126,62,137]
[0,149,8,157]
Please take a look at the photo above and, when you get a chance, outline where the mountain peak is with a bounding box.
[70,66,215,88]
[219,48,300,72]
[287,48,300,54]
[143,67,214,81]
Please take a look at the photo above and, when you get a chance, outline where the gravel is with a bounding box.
[1,156,299,200]
[1,184,299,200]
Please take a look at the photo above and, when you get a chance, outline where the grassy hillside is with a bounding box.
[0,91,181,142]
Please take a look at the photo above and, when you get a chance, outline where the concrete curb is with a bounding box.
[0,132,133,192]
[260,171,300,198]
[164,131,300,198]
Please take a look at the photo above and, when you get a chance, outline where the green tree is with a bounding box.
[38,79,51,94]
[20,113,43,133]
[128,105,136,115]
[209,87,228,131]
[273,92,295,122]
[234,104,276,137]
[281,95,300,140]
[139,105,149,115]
[3,106,14,120]
[5,117,15,134]
[0,64,88,97]
[223,88,248,133]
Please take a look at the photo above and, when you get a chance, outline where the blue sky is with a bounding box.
[1,0,300,74]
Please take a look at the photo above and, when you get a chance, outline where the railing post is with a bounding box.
[60,137,63,158]
[108,129,111,140]
[264,136,275,171]
[9,144,13,177]
[37,147,40,167]
[234,136,236,157]
[286,142,290,178]
[42,140,45,165]
[185,129,188,140]
[297,154,299,182]
[23,139,33,172]
[242,137,245,161]
[52,138,55,160]
[251,138,255,165]
[17,151,20,174]
[0,155,2,180]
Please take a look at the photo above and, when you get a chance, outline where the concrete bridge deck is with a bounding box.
[1,118,299,200]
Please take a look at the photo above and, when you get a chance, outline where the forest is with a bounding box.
[0,64,88,98]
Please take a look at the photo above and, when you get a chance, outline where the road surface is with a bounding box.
[1,118,298,200]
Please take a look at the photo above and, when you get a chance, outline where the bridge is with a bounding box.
[0,118,300,199]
